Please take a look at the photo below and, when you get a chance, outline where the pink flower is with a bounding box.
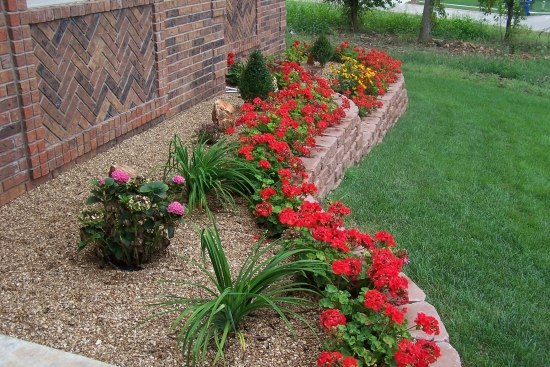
[167,201,185,216]
[98,177,105,186]
[172,175,186,185]
[110,169,130,183]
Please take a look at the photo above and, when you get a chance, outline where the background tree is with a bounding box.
[419,0,435,43]
[326,0,396,31]
[479,0,524,41]
[419,0,446,43]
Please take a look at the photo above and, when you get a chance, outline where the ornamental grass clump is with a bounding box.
[78,170,186,268]
[239,49,274,101]
[150,224,328,366]
[164,135,258,213]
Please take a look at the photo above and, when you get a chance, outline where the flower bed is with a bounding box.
[227,42,448,367]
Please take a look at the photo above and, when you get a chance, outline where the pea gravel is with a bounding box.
[0,94,322,367]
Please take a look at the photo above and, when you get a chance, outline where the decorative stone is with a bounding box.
[400,273,426,303]
[301,155,323,178]
[212,98,236,130]
[402,302,449,343]
[431,342,462,367]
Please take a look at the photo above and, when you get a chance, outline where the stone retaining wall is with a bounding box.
[303,75,462,367]
[303,74,409,200]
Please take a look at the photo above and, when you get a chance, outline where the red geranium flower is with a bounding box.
[414,312,440,335]
[255,202,273,217]
[364,289,387,312]
[320,308,347,330]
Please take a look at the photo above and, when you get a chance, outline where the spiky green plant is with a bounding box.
[150,224,327,366]
[164,136,258,213]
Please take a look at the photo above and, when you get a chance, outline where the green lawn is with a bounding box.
[329,50,550,367]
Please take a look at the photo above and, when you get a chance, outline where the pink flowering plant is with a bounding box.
[79,170,186,268]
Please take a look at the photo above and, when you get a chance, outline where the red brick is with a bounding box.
[0,182,26,206]
[2,170,27,191]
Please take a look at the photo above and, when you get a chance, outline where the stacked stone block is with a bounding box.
[303,74,409,201]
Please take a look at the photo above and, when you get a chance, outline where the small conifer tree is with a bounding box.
[311,35,334,67]
[239,49,274,102]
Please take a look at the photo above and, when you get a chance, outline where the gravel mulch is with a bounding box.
[0,93,322,366]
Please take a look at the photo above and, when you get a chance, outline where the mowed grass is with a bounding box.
[329,51,550,367]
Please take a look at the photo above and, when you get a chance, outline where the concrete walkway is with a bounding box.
[0,335,115,367]
[391,1,550,32]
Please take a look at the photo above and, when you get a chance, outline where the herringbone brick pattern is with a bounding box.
[225,0,257,43]
[31,6,157,147]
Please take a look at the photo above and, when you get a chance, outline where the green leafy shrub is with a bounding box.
[284,40,312,64]
[78,170,185,268]
[311,34,334,66]
[151,224,328,366]
[239,49,274,101]
[164,136,258,213]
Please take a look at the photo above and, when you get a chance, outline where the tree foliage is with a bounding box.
[325,0,396,31]
[478,0,524,42]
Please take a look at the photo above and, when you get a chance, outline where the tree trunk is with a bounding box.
[504,0,515,41]
[419,0,434,43]
[349,0,360,32]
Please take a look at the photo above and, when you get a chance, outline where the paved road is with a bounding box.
[391,1,550,32]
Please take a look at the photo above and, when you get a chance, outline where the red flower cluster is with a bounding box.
[332,258,363,279]
[317,351,359,367]
[255,201,273,217]
[414,312,440,335]
[227,52,235,67]
[374,230,397,247]
[394,339,441,367]
[368,248,408,298]
[364,289,387,312]
[384,304,406,325]
[320,308,347,331]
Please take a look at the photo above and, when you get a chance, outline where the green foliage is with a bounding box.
[150,224,327,366]
[286,1,342,34]
[78,175,184,268]
[286,1,549,53]
[164,135,258,213]
[310,34,334,66]
[325,0,397,30]
[284,40,312,64]
[239,50,274,102]
[226,61,245,87]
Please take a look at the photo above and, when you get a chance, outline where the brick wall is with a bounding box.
[0,0,287,206]
[0,0,30,206]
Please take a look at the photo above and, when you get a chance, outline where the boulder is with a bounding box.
[212,99,236,130]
